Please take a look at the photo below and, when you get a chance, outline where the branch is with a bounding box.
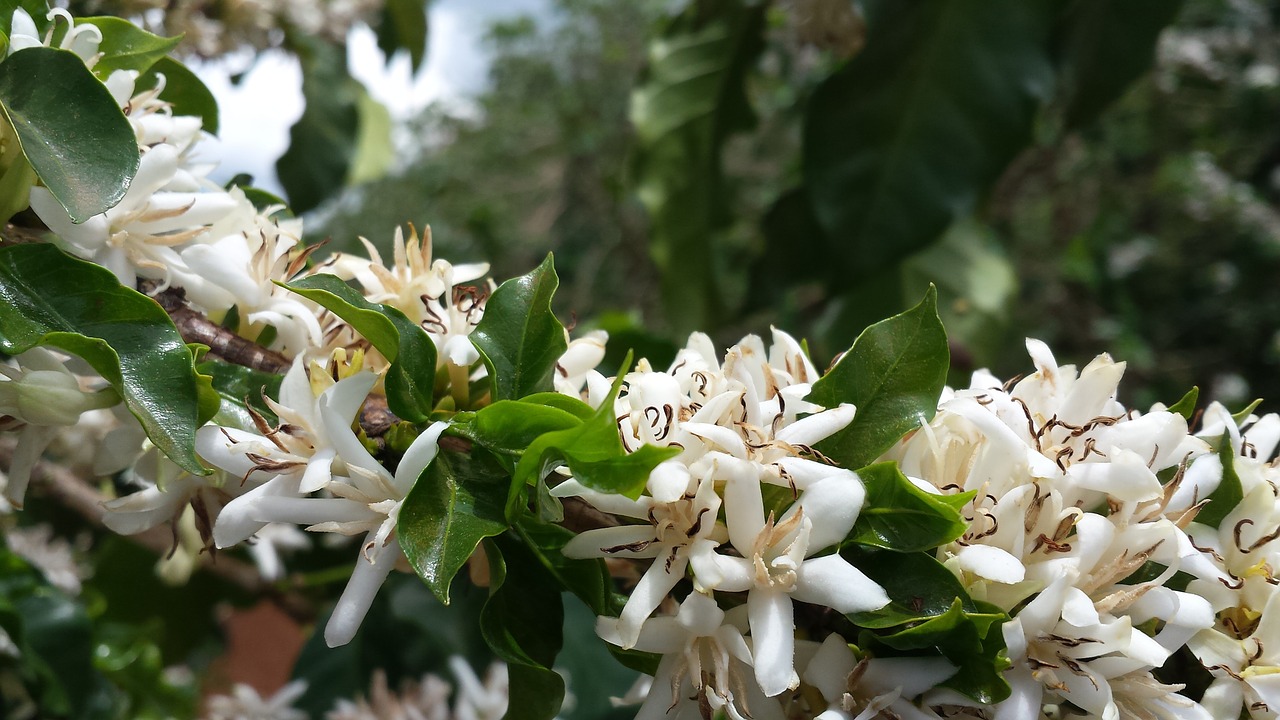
[0,440,316,622]
[145,283,292,375]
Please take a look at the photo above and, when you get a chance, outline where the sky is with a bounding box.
[197,0,547,195]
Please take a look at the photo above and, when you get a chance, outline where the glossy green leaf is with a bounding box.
[872,598,1011,704]
[843,547,976,628]
[285,274,436,422]
[512,361,680,508]
[1054,0,1185,129]
[78,17,180,78]
[480,535,566,720]
[803,0,1056,277]
[196,359,284,430]
[376,0,429,71]
[845,462,971,552]
[0,244,208,475]
[1198,434,1244,528]
[400,445,510,604]
[471,254,567,402]
[0,47,139,223]
[471,401,587,456]
[277,36,361,212]
[631,0,766,333]
[137,57,219,135]
[809,286,949,470]
[1167,386,1199,422]
[517,520,621,617]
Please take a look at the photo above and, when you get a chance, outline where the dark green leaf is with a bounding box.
[843,547,975,628]
[803,0,1056,277]
[196,359,283,430]
[471,254,567,402]
[1054,0,1185,129]
[1198,434,1244,528]
[870,598,1011,704]
[631,0,766,333]
[809,286,949,470]
[0,47,139,222]
[285,274,436,422]
[376,0,429,71]
[137,57,219,135]
[78,17,180,78]
[480,535,565,720]
[277,36,360,212]
[1167,386,1199,422]
[845,462,971,552]
[517,520,620,617]
[0,244,207,476]
[400,446,510,604]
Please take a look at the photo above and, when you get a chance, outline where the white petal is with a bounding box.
[392,421,447,495]
[325,536,402,647]
[785,475,863,552]
[749,588,798,697]
[563,526,660,559]
[952,544,1025,584]
[775,404,855,446]
[615,555,688,649]
[793,555,889,613]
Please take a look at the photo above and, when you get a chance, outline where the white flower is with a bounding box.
[553,458,725,648]
[689,463,888,697]
[597,591,781,720]
[802,633,954,720]
[205,680,308,720]
[449,658,509,720]
[326,668,452,720]
[554,330,607,397]
[8,8,102,62]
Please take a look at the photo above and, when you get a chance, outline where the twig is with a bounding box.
[145,283,292,374]
[0,441,316,622]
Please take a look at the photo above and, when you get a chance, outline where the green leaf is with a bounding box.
[517,520,620,617]
[347,90,394,185]
[1054,0,1185,129]
[285,274,436,422]
[0,244,208,476]
[78,17,180,78]
[802,0,1056,277]
[843,547,976,628]
[471,254,567,402]
[511,361,680,509]
[870,598,1011,704]
[1167,386,1199,422]
[277,36,361,213]
[1233,399,1263,426]
[376,0,429,71]
[480,535,565,720]
[809,286,949,470]
[471,401,588,456]
[136,57,219,135]
[845,462,971,552]
[0,47,139,223]
[630,0,766,333]
[1198,434,1244,528]
[400,445,510,605]
[196,359,283,430]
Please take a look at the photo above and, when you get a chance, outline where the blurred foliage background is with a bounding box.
[305,0,1280,412]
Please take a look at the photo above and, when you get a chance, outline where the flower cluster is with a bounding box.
[554,330,890,717]
[882,339,1279,719]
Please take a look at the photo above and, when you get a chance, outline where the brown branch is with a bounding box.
[144,283,291,374]
[0,440,315,622]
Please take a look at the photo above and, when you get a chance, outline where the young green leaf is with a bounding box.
[845,462,971,552]
[137,57,219,135]
[0,47,140,222]
[471,254,567,402]
[284,274,436,422]
[809,286,949,470]
[399,445,509,604]
[1197,434,1244,528]
[0,244,208,475]
[78,17,180,78]
[480,535,566,720]
[471,401,586,457]
[1166,386,1199,422]
[511,361,680,511]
